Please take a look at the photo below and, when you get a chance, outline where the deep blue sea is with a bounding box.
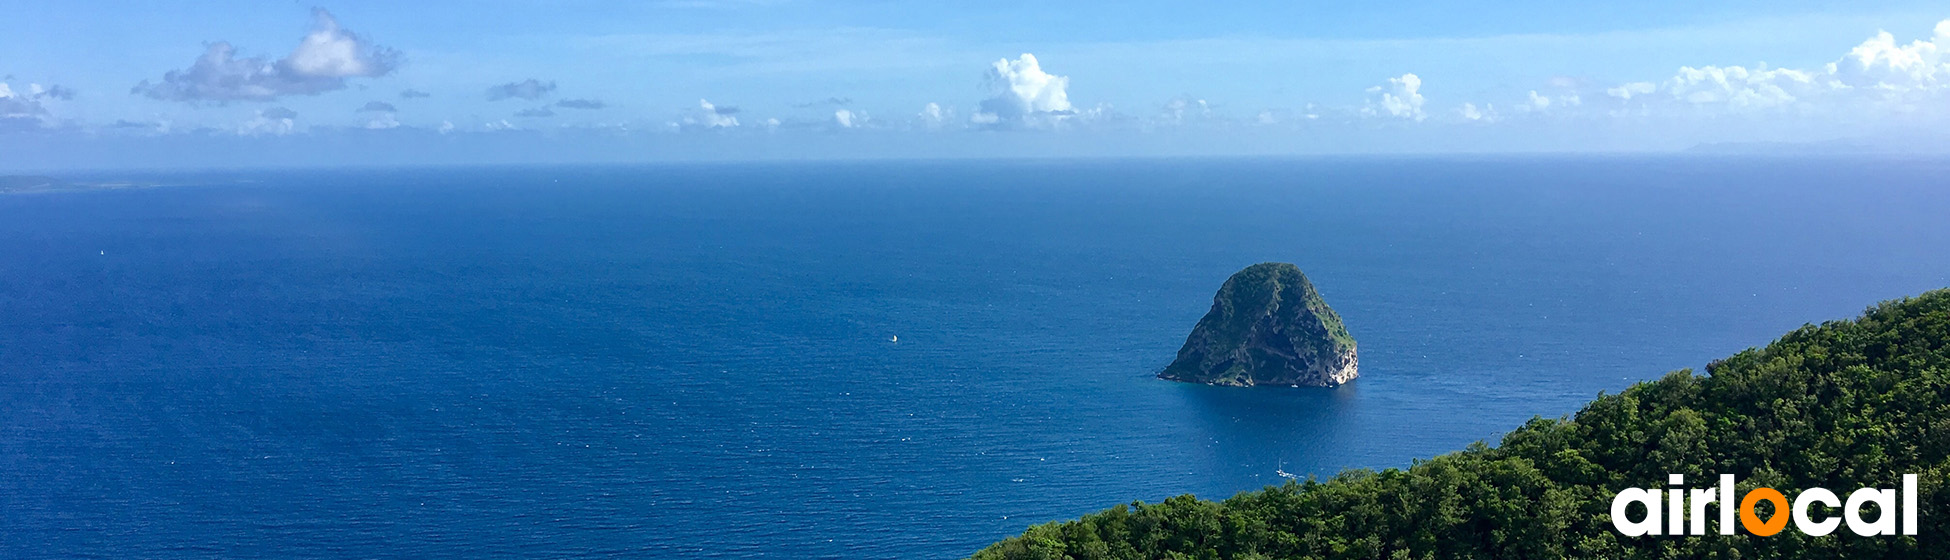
[3,157,1949,559]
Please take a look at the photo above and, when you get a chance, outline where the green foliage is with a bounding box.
[978,289,1950,559]
[1162,263,1355,385]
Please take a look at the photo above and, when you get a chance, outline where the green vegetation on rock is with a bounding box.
[982,289,1950,559]
[1159,263,1357,387]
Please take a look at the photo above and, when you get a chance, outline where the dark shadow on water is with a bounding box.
[1169,380,1369,497]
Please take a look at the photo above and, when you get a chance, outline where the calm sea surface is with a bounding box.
[3,157,1948,558]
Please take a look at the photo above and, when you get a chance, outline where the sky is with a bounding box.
[4,1,1950,170]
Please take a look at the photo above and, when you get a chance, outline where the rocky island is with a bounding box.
[1158,262,1357,387]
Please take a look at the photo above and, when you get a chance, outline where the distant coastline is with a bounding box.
[0,175,156,194]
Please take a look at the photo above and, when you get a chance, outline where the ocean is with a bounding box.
[3,157,1948,558]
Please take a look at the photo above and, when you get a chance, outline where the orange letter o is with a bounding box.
[1740,488,1790,536]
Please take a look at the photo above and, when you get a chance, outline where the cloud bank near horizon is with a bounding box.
[8,9,1950,163]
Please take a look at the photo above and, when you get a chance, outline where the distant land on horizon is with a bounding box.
[13,148,1950,180]
[1687,134,1950,156]
[0,175,156,194]
[0,176,68,193]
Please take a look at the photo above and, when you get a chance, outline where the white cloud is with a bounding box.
[833,109,857,128]
[285,12,390,78]
[974,53,1073,126]
[1606,82,1657,100]
[238,107,297,136]
[0,84,44,114]
[1523,90,1580,112]
[365,113,400,130]
[1664,64,1813,109]
[1828,21,1948,91]
[684,99,740,128]
[1458,102,1496,122]
[1527,91,1551,111]
[1609,19,1950,114]
[1363,73,1425,121]
[0,85,47,131]
[1,79,82,131]
[133,9,397,102]
[437,120,455,134]
[1160,96,1214,124]
[919,102,950,129]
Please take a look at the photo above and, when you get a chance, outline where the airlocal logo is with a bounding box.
[1612,474,1918,537]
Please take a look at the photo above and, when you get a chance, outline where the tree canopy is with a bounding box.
[977,289,1950,559]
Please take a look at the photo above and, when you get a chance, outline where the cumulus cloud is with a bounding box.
[1605,82,1657,100]
[1160,96,1215,124]
[1608,19,1950,113]
[485,79,556,101]
[974,53,1073,126]
[1663,65,1813,109]
[682,99,740,128]
[833,109,858,128]
[133,9,397,103]
[1245,105,1319,126]
[0,83,49,131]
[365,113,400,130]
[239,107,298,136]
[918,102,951,129]
[0,83,27,102]
[0,84,46,113]
[1523,90,1580,112]
[1363,74,1426,121]
[1829,21,1948,91]
[1458,102,1497,122]
[555,98,607,109]
[1526,91,1551,111]
[357,101,397,112]
[399,89,431,99]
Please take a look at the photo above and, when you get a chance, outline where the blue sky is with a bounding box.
[5,1,1950,169]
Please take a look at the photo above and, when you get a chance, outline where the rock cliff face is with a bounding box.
[1159,263,1357,387]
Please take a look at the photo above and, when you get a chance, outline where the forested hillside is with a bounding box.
[976,290,1950,559]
